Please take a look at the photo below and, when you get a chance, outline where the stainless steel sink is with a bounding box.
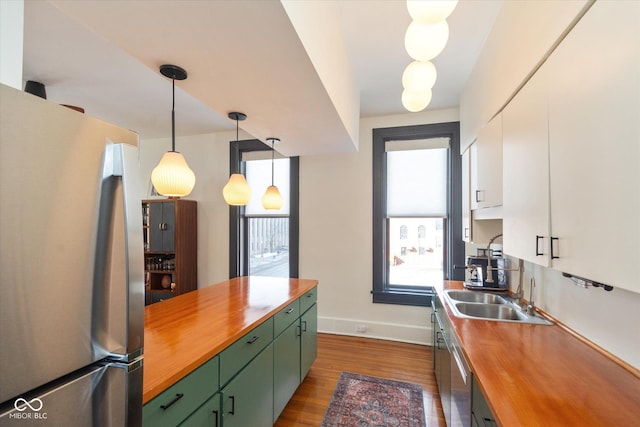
[455,303,525,321]
[445,290,508,304]
[442,290,553,325]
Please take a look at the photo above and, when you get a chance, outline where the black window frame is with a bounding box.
[228,139,299,278]
[372,121,465,306]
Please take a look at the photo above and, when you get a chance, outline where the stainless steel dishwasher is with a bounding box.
[450,331,472,427]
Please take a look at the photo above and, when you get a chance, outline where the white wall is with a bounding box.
[299,108,459,344]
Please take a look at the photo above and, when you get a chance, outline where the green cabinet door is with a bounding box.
[273,321,302,422]
[300,303,318,379]
[179,393,220,427]
[222,344,274,427]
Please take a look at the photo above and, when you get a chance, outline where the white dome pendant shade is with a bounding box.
[152,152,196,197]
[407,0,458,25]
[405,20,449,61]
[261,137,283,210]
[223,173,252,206]
[402,60,437,93]
[402,88,433,112]
[151,64,196,198]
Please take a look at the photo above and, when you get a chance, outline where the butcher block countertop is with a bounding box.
[438,281,640,426]
[143,276,318,403]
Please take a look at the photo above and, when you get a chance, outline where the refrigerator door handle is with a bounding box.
[92,143,144,362]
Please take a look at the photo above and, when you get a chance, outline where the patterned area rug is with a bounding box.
[321,372,426,427]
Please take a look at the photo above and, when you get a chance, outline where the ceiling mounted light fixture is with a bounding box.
[151,64,196,198]
[261,138,283,211]
[402,60,437,93]
[223,112,252,206]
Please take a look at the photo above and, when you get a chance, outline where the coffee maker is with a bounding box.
[465,253,508,289]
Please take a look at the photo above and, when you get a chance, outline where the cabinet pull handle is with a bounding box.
[464,227,470,239]
[475,190,482,203]
[535,235,544,256]
[307,293,314,298]
[228,396,235,415]
[211,410,219,427]
[296,325,302,337]
[436,331,444,350]
[246,336,259,344]
[160,393,184,410]
[430,312,436,324]
[550,237,560,259]
[482,417,497,427]
[301,320,307,332]
[286,308,294,314]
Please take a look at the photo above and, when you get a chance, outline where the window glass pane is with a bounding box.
[386,148,447,217]
[245,158,290,215]
[388,217,443,287]
[248,217,289,277]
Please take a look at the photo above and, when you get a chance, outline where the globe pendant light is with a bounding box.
[223,112,252,206]
[151,64,196,198]
[405,20,449,62]
[261,138,283,210]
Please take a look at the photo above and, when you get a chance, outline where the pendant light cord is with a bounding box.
[271,140,275,186]
[171,78,176,152]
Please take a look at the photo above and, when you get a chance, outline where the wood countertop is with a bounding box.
[437,281,640,426]
[142,276,319,403]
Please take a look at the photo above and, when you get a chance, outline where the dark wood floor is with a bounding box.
[275,333,446,426]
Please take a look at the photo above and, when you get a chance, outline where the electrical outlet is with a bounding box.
[356,324,367,333]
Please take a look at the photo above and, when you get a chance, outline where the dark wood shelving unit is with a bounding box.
[143,199,197,305]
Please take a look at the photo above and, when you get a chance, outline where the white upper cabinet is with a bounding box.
[461,148,471,242]
[470,114,503,210]
[502,64,551,267]
[545,0,639,292]
[502,0,639,293]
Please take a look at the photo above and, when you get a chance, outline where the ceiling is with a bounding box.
[22,0,502,156]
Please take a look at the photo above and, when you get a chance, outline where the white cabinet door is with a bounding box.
[502,64,551,266]
[546,0,639,292]
[461,148,471,242]
[471,114,503,209]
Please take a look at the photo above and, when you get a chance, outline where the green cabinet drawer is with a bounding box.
[274,299,300,337]
[179,393,221,427]
[220,318,273,386]
[143,356,219,427]
[300,287,317,314]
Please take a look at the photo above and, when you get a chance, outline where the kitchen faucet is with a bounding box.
[526,278,536,316]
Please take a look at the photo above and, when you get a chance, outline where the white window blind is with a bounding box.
[386,141,448,217]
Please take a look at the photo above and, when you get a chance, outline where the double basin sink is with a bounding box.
[444,290,553,325]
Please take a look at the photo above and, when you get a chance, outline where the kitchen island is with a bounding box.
[436,281,640,426]
[143,276,318,426]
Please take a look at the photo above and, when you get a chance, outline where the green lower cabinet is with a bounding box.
[273,321,302,422]
[472,377,497,427]
[179,393,220,427]
[300,303,318,379]
[222,344,274,427]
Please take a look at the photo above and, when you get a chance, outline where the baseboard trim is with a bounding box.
[318,316,432,346]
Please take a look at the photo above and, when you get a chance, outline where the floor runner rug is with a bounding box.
[321,371,426,427]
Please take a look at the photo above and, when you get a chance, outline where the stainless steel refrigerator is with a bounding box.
[0,84,144,426]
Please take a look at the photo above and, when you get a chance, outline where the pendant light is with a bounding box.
[151,65,196,197]
[223,112,252,206]
[261,138,283,210]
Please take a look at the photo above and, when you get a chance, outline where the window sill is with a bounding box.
[372,289,434,307]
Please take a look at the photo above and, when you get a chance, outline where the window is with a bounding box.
[228,140,299,278]
[372,122,464,306]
